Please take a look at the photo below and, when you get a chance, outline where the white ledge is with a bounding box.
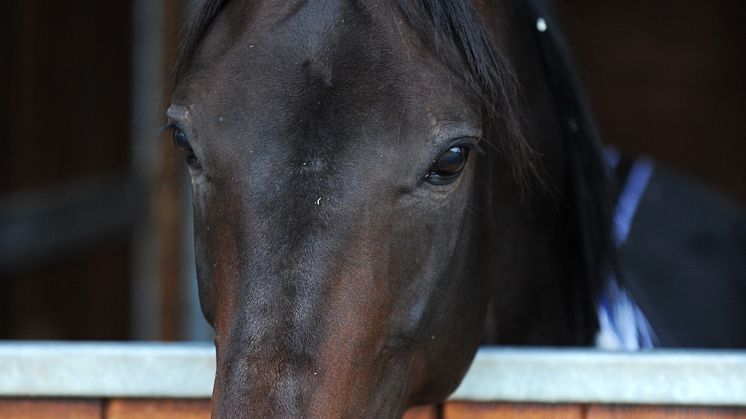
[0,342,744,406]
[0,342,214,398]
[451,347,746,406]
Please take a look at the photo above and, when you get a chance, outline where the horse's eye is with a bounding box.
[172,128,190,150]
[425,146,470,185]
[171,127,201,168]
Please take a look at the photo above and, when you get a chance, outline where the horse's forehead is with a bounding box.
[194,0,400,66]
[176,0,480,165]
[201,1,442,92]
[181,1,439,130]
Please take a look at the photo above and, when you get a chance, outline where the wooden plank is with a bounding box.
[130,0,190,342]
[0,398,102,419]
[105,399,211,419]
[587,405,746,419]
[444,402,583,419]
[404,405,438,419]
[105,399,437,418]
[105,399,434,418]
[156,0,188,342]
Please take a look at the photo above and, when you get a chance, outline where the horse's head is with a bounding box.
[169,0,608,417]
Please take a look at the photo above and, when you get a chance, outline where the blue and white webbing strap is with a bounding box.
[596,151,657,350]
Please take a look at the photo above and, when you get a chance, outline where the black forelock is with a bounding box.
[174,0,231,84]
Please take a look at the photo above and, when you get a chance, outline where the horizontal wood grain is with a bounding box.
[3,398,746,418]
[103,399,437,418]
[0,398,101,419]
[105,398,211,419]
[404,405,438,419]
[444,402,583,419]
[587,405,746,419]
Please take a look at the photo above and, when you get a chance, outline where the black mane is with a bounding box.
[524,0,614,340]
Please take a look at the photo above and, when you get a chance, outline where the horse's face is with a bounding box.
[170,1,501,416]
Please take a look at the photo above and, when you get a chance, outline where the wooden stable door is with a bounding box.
[2,400,746,418]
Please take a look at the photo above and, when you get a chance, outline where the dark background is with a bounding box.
[556,0,745,205]
[1,1,135,339]
[1,0,743,341]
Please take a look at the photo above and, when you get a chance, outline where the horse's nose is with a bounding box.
[210,329,358,418]
[209,265,401,418]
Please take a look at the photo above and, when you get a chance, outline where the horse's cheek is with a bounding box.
[191,180,243,333]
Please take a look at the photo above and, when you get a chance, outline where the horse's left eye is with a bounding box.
[425,146,470,185]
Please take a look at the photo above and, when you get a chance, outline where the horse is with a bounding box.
[166,0,744,416]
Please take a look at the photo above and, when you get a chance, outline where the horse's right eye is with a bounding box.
[171,127,201,168]
[172,128,190,150]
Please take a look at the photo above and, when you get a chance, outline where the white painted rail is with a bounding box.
[0,342,744,406]
[453,347,746,406]
[0,342,214,398]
